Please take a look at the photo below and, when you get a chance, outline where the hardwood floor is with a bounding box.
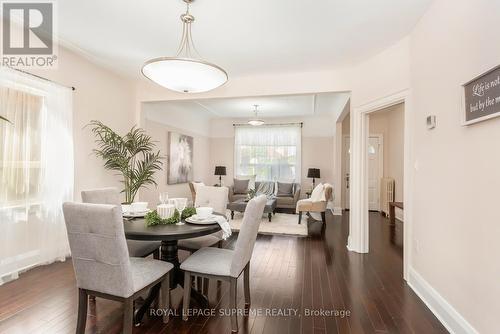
[0,212,448,334]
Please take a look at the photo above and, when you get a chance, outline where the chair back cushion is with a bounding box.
[62,202,134,297]
[194,185,229,215]
[230,195,267,277]
[310,183,325,202]
[81,187,121,206]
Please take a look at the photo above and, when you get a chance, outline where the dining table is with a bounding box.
[123,213,223,324]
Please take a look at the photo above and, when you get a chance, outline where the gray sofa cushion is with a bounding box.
[276,196,295,206]
[276,182,294,197]
[233,178,249,194]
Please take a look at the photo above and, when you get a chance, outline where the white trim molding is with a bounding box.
[348,89,413,281]
[408,268,478,334]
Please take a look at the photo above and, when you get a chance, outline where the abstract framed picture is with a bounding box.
[167,131,193,184]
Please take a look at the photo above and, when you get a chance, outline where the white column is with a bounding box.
[347,110,369,253]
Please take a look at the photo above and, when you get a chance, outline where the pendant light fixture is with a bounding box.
[248,105,265,126]
[141,0,228,93]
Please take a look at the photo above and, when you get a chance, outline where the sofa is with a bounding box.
[228,181,301,211]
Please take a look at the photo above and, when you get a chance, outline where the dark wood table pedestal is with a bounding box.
[134,240,210,324]
[123,217,223,325]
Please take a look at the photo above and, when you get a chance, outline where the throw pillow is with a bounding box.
[276,182,294,197]
[236,174,256,190]
[310,183,325,202]
[233,178,250,194]
[273,178,295,195]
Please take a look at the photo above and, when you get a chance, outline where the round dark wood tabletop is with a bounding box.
[123,213,223,241]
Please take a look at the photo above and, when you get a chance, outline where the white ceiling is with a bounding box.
[144,92,350,119]
[58,0,432,79]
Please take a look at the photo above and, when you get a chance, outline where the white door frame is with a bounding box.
[348,89,412,280]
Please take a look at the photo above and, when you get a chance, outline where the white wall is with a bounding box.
[409,0,500,332]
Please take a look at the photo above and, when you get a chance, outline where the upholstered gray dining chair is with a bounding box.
[81,188,162,259]
[177,185,229,252]
[62,202,173,334]
[180,195,266,333]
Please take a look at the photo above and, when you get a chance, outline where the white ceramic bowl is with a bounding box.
[130,202,148,213]
[196,207,213,219]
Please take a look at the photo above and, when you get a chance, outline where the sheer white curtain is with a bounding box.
[234,125,301,182]
[0,68,74,284]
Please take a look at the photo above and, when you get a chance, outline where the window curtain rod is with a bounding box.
[233,122,303,127]
[8,66,76,91]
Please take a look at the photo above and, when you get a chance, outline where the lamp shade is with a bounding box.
[307,168,320,179]
[142,58,228,93]
[214,166,227,176]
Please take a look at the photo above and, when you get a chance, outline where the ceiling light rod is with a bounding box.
[176,0,200,59]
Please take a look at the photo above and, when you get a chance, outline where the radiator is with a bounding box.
[380,178,395,216]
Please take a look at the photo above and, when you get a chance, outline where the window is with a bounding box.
[0,87,44,209]
[0,68,74,284]
[234,125,301,182]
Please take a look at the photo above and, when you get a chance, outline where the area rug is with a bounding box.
[228,212,308,237]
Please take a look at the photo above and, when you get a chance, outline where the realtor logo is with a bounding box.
[1,1,58,68]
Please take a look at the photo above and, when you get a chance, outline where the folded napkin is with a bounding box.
[214,215,232,240]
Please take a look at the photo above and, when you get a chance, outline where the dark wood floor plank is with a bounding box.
[0,212,448,334]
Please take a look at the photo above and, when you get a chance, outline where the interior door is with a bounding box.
[368,136,382,211]
[344,138,350,209]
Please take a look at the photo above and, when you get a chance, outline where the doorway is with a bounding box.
[344,135,384,211]
[348,90,410,279]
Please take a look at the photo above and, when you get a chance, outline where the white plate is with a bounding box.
[185,215,217,225]
[190,214,217,221]
[123,210,150,218]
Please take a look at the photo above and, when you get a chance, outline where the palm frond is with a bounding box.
[88,120,164,203]
[0,115,11,123]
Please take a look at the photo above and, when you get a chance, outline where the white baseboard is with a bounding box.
[408,268,478,334]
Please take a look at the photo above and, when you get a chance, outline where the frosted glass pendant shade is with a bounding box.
[142,57,228,93]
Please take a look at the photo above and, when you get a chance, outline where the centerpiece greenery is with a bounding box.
[88,120,163,204]
[145,207,196,227]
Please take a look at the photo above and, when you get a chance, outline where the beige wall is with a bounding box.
[140,118,211,206]
[409,0,500,332]
[369,103,405,202]
[30,46,136,201]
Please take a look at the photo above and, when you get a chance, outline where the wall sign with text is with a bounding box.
[462,65,500,125]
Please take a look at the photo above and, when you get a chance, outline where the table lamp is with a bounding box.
[307,168,320,189]
[214,166,227,187]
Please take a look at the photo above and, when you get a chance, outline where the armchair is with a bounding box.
[296,184,333,224]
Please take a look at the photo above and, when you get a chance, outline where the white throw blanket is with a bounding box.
[215,215,232,239]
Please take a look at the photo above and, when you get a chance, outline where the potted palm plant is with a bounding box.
[88,120,163,204]
[1,115,10,123]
